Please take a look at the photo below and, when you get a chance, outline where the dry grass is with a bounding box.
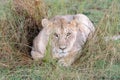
[13,0,47,26]
[0,0,47,68]
[1,0,47,53]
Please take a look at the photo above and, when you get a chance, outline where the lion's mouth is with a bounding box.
[59,52,66,54]
[59,50,67,54]
[52,50,69,59]
[52,48,69,56]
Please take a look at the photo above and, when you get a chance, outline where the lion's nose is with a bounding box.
[59,46,66,50]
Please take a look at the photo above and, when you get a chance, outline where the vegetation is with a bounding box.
[0,0,120,80]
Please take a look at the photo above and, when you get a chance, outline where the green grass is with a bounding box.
[0,0,120,80]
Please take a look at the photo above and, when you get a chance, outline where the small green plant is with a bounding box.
[42,35,57,67]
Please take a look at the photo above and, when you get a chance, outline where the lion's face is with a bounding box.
[42,18,77,58]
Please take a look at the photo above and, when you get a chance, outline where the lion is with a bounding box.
[31,14,95,66]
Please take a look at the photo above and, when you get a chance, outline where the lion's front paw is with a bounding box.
[58,59,71,67]
[31,51,44,61]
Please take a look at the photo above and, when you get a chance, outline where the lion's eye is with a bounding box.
[54,33,59,38]
[67,32,71,37]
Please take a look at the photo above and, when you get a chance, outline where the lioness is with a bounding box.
[31,14,95,66]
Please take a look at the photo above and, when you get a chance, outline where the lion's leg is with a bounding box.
[31,50,44,61]
[58,51,80,67]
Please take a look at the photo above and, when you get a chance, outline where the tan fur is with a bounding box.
[31,14,95,66]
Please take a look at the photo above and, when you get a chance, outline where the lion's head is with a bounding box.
[31,14,95,66]
[41,18,78,58]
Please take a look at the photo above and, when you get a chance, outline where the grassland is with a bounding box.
[0,0,120,80]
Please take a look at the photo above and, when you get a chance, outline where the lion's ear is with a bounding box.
[41,19,51,27]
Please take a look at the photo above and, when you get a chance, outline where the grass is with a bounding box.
[0,0,120,80]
